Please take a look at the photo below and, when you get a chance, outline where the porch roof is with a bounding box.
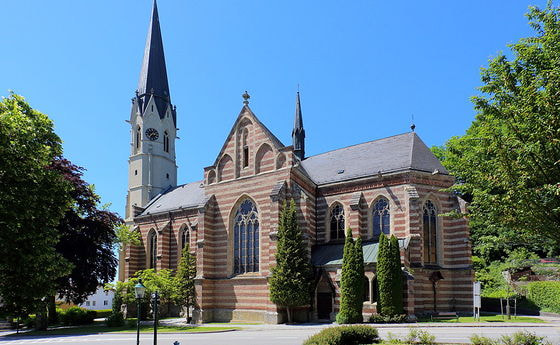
[311,238,409,267]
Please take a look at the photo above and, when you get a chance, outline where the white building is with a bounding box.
[79,287,114,311]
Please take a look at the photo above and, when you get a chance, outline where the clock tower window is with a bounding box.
[135,126,141,151]
[164,131,169,153]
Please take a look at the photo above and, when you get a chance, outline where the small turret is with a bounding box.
[292,91,305,160]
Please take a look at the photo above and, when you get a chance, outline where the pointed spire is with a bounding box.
[292,91,305,160]
[137,0,173,122]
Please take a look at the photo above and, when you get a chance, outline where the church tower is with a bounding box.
[126,0,177,220]
[292,91,305,160]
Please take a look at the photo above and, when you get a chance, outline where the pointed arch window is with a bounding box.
[136,126,141,151]
[148,231,157,269]
[163,131,169,153]
[329,204,345,241]
[242,128,249,168]
[181,228,190,251]
[233,199,259,274]
[423,200,438,264]
[372,198,390,237]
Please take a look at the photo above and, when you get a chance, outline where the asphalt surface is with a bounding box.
[0,323,559,344]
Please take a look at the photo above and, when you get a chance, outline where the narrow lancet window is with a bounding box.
[423,200,438,264]
[149,231,157,269]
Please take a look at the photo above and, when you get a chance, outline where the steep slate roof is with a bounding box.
[300,132,448,185]
[141,180,206,216]
[137,0,174,122]
[312,238,409,266]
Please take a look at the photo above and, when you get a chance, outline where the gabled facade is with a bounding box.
[122,1,473,323]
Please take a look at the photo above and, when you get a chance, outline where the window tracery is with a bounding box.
[329,204,345,241]
[233,200,259,274]
[372,198,390,237]
[423,200,438,264]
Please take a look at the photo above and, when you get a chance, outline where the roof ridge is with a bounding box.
[408,132,417,169]
[303,132,413,160]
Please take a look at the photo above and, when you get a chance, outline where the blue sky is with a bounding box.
[0,0,548,217]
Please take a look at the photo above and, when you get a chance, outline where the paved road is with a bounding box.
[0,325,559,345]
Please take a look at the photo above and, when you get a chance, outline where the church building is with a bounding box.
[121,1,473,323]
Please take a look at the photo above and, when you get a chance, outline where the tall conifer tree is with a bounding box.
[269,199,313,323]
[336,228,364,324]
[389,235,404,314]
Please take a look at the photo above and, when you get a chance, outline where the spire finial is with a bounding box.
[410,114,416,132]
[242,91,250,105]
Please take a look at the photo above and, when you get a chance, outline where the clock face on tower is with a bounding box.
[145,128,159,141]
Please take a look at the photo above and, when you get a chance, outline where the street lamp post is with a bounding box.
[134,280,147,345]
[152,291,160,345]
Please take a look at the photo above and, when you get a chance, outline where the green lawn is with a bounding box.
[417,314,544,323]
[5,322,239,337]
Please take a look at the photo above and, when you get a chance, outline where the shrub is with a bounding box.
[368,314,408,324]
[470,332,551,345]
[380,328,435,345]
[404,328,435,345]
[95,309,112,319]
[303,325,379,345]
[500,331,551,345]
[527,281,560,313]
[60,307,96,325]
[23,315,36,329]
[105,312,124,327]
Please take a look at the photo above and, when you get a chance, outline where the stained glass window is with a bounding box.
[233,200,259,274]
[330,204,345,241]
[372,198,390,237]
[423,200,438,264]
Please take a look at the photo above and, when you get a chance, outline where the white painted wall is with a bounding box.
[79,287,114,311]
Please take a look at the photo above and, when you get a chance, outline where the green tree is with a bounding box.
[434,3,560,259]
[354,236,365,316]
[174,243,197,322]
[376,233,391,315]
[389,235,404,315]
[0,94,72,324]
[336,228,363,324]
[269,199,313,323]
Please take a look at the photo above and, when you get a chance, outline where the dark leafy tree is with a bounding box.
[51,157,121,304]
[0,94,72,323]
[434,3,560,262]
[174,243,197,322]
[269,199,313,323]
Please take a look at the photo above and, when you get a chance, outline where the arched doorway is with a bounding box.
[315,276,334,320]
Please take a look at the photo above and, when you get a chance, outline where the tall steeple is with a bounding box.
[136,0,175,124]
[292,91,305,160]
[126,0,178,221]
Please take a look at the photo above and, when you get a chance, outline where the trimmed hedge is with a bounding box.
[368,313,408,324]
[303,325,379,345]
[60,307,96,325]
[95,309,112,319]
[527,281,560,314]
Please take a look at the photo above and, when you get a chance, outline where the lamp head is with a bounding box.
[134,279,147,299]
